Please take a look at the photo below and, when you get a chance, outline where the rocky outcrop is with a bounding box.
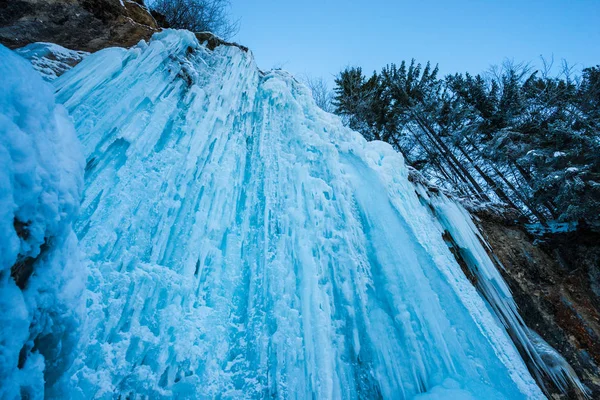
[0,1,250,55]
[194,31,248,52]
[474,210,600,398]
[16,42,89,80]
[0,0,159,52]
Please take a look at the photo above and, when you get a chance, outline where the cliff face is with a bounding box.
[475,212,600,398]
[0,0,159,51]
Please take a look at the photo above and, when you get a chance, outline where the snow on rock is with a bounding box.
[16,42,89,81]
[526,221,579,235]
[0,45,86,398]
[50,29,548,399]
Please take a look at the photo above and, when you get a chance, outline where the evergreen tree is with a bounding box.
[333,59,600,229]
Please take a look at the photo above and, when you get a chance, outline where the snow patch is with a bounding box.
[16,42,89,81]
[0,45,86,398]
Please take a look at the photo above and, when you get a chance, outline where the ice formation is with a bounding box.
[415,184,588,397]
[15,42,89,81]
[0,45,85,398]
[48,30,551,399]
[1,29,587,399]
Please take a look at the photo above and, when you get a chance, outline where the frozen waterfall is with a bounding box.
[2,30,586,399]
[55,30,543,399]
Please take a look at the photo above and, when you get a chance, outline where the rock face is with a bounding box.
[0,0,159,52]
[475,211,600,398]
[194,31,248,52]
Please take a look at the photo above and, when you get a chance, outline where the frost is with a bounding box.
[0,45,86,399]
[49,30,551,399]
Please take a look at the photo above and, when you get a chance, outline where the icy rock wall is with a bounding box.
[16,42,89,82]
[0,45,85,399]
[53,30,546,399]
[415,185,589,398]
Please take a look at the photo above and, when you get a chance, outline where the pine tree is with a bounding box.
[333,59,600,229]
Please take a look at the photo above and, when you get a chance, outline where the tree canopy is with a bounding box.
[333,60,600,229]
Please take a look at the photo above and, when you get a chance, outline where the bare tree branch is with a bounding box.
[151,0,239,39]
[301,75,334,112]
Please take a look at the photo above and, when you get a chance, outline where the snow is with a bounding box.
[49,30,550,399]
[526,221,578,235]
[0,45,85,399]
[553,151,566,157]
[16,42,89,82]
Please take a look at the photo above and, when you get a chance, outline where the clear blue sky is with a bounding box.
[229,0,599,85]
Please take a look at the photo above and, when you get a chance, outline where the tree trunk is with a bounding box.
[412,112,490,201]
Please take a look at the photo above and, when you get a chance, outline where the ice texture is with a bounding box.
[0,45,85,399]
[16,42,89,82]
[418,186,588,397]
[48,30,552,399]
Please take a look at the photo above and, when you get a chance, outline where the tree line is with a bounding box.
[331,59,600,229]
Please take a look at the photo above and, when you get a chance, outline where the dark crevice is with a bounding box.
[10,218,50,289]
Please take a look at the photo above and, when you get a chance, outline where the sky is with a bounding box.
[229,0,599,85]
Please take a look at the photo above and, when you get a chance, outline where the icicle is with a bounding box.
[415,182,590,398]
[24,30,552,398]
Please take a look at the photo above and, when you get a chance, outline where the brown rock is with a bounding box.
[194,31,248,52]
[0,0,159,52]
[474,209,600,399]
